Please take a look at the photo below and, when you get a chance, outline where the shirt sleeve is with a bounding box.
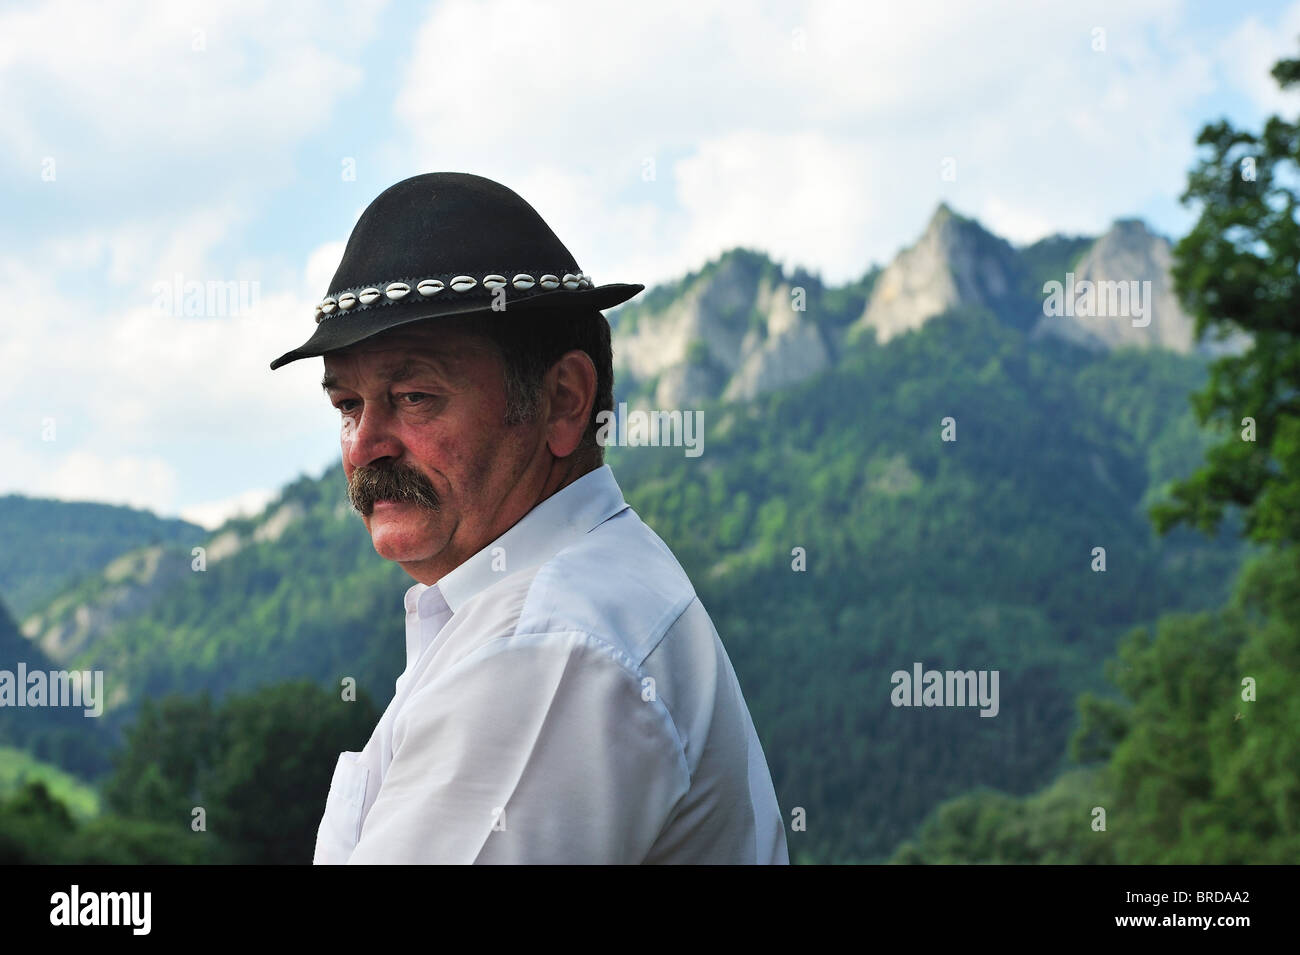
[345,630,690,864]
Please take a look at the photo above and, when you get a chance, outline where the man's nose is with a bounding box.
[345,404,403,470]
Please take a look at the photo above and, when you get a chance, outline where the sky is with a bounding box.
[2,0,1298,528]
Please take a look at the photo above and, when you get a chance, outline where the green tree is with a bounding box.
[897,546,1299,865]
[1080,548,1300,863]
[104,692,220,824]
[3,680,382,864]
[0,780,204,864]
[203,681,379,864]
[890,770,1116,864]
[104,680,379,864]
[0,780,74,863]
[1152,46,1300,546]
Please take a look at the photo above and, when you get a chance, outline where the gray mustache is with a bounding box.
[348,463,441,516]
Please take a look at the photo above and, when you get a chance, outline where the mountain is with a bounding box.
[0,599,28,661]
[856,206,1250,357]
[5,205,1255,861]
[20,498,308,674]
[0,594,106,771]
[1033,218,1232,354]
[609,248,871,407]
[852,203,1035,343]
[0,496,204,618]
[611,204,1240,418]
[19,471,407,723]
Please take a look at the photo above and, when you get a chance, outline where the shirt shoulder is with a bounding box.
[516,507,698,666]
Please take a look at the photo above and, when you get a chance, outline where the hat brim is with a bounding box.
[269,282,643,370]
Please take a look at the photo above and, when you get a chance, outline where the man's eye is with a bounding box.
[335,399,359,413]
[397,392,435,405]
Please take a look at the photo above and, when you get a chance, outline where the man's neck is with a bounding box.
[535,449,597,503]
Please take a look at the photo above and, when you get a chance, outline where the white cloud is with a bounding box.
[0,230,338,515]
[181,486,277,530]
[387,0,1241,283]
[1217,3,1300,116]
[978,197,1068,247]
[304,241,347,302]
[672,131,879,280]
[0,0,378,167]
[0,435,180,513]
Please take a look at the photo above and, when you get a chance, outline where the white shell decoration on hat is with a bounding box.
[315,271,592,322]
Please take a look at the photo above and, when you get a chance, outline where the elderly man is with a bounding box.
[270,172,788,864]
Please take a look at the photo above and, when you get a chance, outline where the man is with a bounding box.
[270,172,788,864]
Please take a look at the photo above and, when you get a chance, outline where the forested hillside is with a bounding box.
[0,496,203,617]
[608,306,1245,861]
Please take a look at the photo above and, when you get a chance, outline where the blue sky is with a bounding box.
[2,0,1298,526]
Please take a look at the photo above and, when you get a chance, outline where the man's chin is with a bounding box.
[364,504,444,564]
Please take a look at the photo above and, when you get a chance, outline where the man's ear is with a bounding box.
[544,350,597,459]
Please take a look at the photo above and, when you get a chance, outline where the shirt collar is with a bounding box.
[428,464,629,615]
[404,578,449,622]
[404,580,430,615]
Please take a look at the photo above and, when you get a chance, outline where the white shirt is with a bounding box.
[313,464,789,864]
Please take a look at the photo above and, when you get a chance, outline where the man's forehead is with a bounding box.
[321,325,491,386]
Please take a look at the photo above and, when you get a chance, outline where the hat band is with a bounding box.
[314,271,593,323]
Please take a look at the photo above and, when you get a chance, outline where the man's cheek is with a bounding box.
[416,433,473,483]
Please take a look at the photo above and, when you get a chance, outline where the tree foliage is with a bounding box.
[1,681,382,864]
[1152,50,1300,546]
[899,44,1300,866]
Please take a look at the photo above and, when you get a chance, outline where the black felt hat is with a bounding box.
[269,172,644,370]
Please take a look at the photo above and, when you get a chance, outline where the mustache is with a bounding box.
[348,461,441,516]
